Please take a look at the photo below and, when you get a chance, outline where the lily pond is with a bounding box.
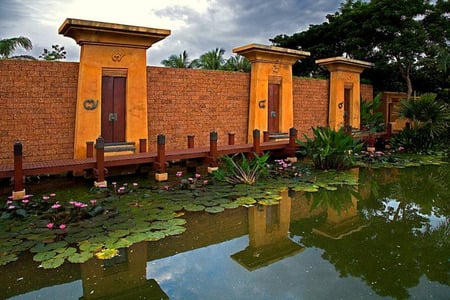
[0,160,449,300]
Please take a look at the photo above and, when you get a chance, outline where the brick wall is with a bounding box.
[0,60,373,164]
[147,67,250,151]
[293,77,330,138]
[0,60,78,164]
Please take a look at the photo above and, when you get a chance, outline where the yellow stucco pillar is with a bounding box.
[233,44,309,142]
[59,18,170,159]
[316,57,373,131]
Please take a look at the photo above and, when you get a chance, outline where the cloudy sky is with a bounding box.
[1,0,342,66]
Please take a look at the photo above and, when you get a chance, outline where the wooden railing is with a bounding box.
[2,128,299,193]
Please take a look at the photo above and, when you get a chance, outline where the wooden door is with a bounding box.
[344,88,351,130]
[268,83,280,133]
[101,76,126,143]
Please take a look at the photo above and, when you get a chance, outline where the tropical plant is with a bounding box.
[0,36,35,60]
[360,93,384,133]
[213,152,270,185]
[161,50,192,68]
[223,55,251,72]
[297,127,363,170]
[39,44,66,61]
[191,48,225,70]
[392,93,450,152]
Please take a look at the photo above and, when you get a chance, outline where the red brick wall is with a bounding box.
[293,78,330,138]
[147,67,250,151]
[0,61,373,164]
[0,60,78,164]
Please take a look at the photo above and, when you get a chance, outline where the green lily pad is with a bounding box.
[126,233,148,244]
[95,248,119,260]
[67,251,93,264]
[108,229,130,239]
[56,247,77,258]
[79,241,103,253]
[33,251,57,262]
[144,231,166,241]
[205,206,225,213]
[163,225,186,236]
[235,196,257,205]
[184,204,205,212]
[0,253,18,266]
[258,198,280,206]
[40,256,65,269]
[220,202,240,209]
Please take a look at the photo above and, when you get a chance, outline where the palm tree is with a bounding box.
[0,36,35,60]
[191,48,225,70]
[397,93,450,150]
[223,55,251,72]
[161,50,192,68]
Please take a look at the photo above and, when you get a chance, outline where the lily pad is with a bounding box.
[235,196,257,205]
[95,248,119,260]
[0,253,18,266]
[183,204,205,212]
[163,225,187,236]
[33,251,57,262]
[220,202,240,209]
[40,256,65,269]
[108,229,130,239]
[67,251,93,264]
[144,231,166,241]
[205,206,225,214]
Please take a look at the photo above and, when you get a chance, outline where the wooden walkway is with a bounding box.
[1,129,299,194]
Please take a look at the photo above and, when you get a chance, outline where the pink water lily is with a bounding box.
[51,202,61,209]
[46,223,54,229]
[163,185,170,191]
[59,224,66,230]
[42,196,50,201]
[195,173,201,178]
[49,193,56,197]
[8,205,16,210]
[176,171,183,177]
[90,199,97,205]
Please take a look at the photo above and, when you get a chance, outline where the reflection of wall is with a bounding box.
[232,190,304,271]
[80,242,168,299]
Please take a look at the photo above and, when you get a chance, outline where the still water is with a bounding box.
[1,165,449,299]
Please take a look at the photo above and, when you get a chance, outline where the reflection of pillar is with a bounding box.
[316,57,373,131]
[233,44,309,142]
[80,242,168,299]
[231,190,304,271]
[313,168,369,239]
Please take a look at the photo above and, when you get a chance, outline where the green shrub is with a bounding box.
[393,93,450,153]
[297,127,363,170]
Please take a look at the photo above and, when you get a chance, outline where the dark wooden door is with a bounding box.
[344,88,351,129]
[101,76,126,143]
[268,83,280,133]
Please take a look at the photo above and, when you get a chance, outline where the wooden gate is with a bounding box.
[101,76,126,143]
[268,83,280,133]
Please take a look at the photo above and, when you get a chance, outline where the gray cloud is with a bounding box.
[1,0,342,65]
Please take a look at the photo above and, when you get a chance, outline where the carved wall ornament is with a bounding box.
[112,53,125,62]
[83,99,98,110]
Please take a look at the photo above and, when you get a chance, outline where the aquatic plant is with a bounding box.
[297,127,363,170]
[213,152,270,184]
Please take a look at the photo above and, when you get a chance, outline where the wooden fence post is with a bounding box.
[253,129,261,155]
[94,137,106,187]
[286,127,298,159]
[228,132,235,145]
[188,135,195,149]
[139,138,147,153]
[13,141,25,198]
[155,134,168,181]
[86,141,94,158]
[207,131,218,173]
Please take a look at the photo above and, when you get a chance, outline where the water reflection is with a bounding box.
[1,165,449,299]
[231,190,304,271]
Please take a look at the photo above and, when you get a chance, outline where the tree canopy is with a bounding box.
[270,0,450,97]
